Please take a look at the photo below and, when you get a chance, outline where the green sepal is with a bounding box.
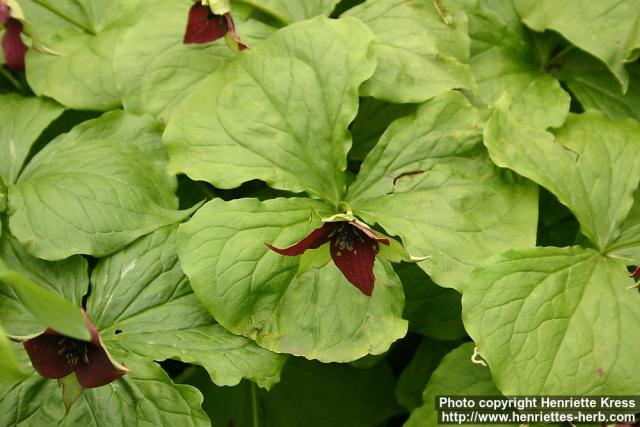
[378,236,429,264]
[297,245,331,276]
[5,0,59,56]
[58,373,84,413]
[203,0,231,15]
[223,32,243,52]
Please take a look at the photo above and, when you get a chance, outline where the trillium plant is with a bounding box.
[1,0,640,426]
[267,213,400,295]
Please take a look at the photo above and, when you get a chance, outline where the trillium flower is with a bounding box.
[0,0,28,71]
[183,1,247,50]
[19,311,128,389]
[267,215,395,296]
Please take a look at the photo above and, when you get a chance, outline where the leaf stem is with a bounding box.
[251,381,260,427]
[30,0,96,35]
[0,67,27,93]
[603,238,640,255]
[545,45,575,70]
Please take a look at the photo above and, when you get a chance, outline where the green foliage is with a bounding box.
[2,0,640,424]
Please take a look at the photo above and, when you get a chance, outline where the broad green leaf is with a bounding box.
[555,51,640,122]
[344,0,475,103]
[233,0,339,25]
[396,338,461,411]
[0,352,209,426]
[8,125,193,260]
[49,110,168,164]
[485,93,640,251]
[406,342,507,427]
[397,263,465,340]
[456,0,544,103]
[164,17,376,204]
[114,0,234,120]
[462,247,640,395]
[0,94,63,186]
[0,258,89,341]
[349,97,415,161]
[0,324,26,382]
[0,226,88,335]
[184,357,401,427]
[22,0,148,110]
[178,197,408,362]
[607,187,640,264]
[88,225,286,388]
[515,0,640,90]
[347,91,538,290]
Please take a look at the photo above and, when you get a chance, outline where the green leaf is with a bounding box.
[164,17,376,204]
[183,357,401,427]
[349,97,415,161]
[0,324,26,383]
[0,94,63,186]
[347,91,538,290]
[406,342,509,427]
[7,123,193,260]
[114,0,234,120]
[515,0,640,90]
[344,0,475,103]
[0,226,88,335]
[485,90,640,251]
[0,259,89,341]
[88,225,286,388]
[608,188,640,264]
[457,0,545,103]
[233,0,339,25]
[178,197,408,362]
[397,263,466,340]
[555,51,640,122]
[462,247,640,395]
[48,110,169,164]
[395,337,461,411]
[22,0,148,110]
[0,353,209,426]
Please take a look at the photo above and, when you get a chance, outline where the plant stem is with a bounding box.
[30,0,96,35]
[0,67,27,93]
[251,381,260,427]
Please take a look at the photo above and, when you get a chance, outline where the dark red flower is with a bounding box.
[1,1,27,71]
[632,266,640,278]
[267,221,390,296]
[21,311,128,388]
[183,2,247,50]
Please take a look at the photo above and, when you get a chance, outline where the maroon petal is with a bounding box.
[23,332,76,379]
[2,18,27,71]
[266,223,333,256]
[350,221,390,245]
[80,313,101,347]
[632,266,640,278]
[330,236,379,296]
[223,13,247,50]
[74,344,127,388]
[183,3,228,44]
[0,3,10,23]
